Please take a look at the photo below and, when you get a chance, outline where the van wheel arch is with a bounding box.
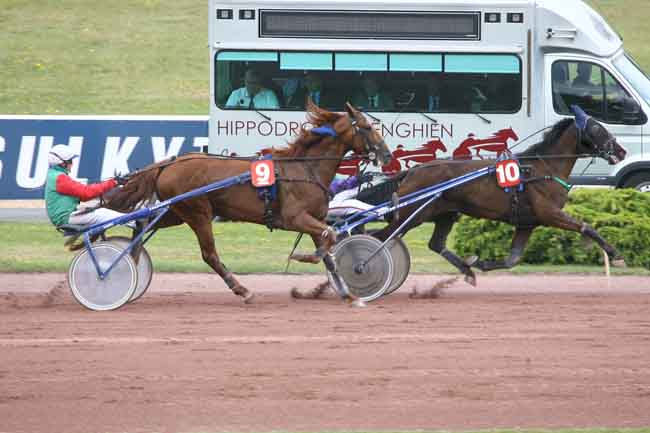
[620,171,650,192]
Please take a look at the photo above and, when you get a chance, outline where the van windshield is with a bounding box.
[614,53,650,106]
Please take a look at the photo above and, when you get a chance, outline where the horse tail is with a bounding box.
[104,164,164,213]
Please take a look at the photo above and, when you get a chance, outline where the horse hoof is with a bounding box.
[464,273,477,287]
[349,298,367,308]
[464,255,479,267]
[612,258,627,268]
[243,292,255,304]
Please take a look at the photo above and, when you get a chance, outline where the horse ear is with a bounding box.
[570,105,589,130]
[345,102,359,117]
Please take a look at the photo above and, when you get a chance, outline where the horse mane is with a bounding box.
[517,118,575,157]
[271,102,343,157]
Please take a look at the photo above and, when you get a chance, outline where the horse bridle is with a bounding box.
[349,116,387,165]
[577,117,619,161]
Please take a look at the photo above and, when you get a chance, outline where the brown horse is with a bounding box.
[372,107,627,286]
[104,103,392,302]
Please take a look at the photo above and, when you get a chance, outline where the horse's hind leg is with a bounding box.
[468,227,534,272]
[428,213,478,286]
[188,218,254,303]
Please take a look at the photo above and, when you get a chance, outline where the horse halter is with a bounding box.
[576,117,619,161]
[348,116,387,165]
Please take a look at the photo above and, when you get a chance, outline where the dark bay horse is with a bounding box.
[104,103,391,302]
[374,106,627,286]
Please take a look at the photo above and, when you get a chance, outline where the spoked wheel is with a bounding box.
[383,236,411,296]
[106,236,153,303]
[67,241,137,311]
[327,234,394,302]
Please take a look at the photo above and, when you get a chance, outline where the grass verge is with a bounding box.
[1,222,648,275]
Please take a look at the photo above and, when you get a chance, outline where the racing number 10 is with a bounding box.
[495,159,521,188]
[251,160,276,187]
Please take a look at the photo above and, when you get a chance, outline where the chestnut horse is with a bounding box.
[105,103,391,302]
[373,106,627,286]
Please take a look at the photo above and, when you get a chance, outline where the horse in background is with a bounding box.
[374,106,626,287]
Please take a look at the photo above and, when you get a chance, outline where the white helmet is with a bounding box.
[48,144,79,166]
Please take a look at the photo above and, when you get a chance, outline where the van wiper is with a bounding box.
[474,112,491,124]
[418,111,438,124]
[360,110,381,123]
[253,110,272,121]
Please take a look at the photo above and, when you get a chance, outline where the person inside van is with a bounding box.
[352,76,395,111]
[285,72,336,109]
[226,68,280,109]
[425,76,443,112]
[572,63,597,90]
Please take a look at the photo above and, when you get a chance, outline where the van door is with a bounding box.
[544,54,643,179]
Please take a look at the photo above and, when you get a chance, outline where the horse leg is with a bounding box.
[286,213,356,301]
[428,213,478,286]
[188,218,254,303]
[287,212,336,264]
[467,227,534,271]
[542,209,625,266]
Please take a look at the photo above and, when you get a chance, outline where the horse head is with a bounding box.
[307,101,392,167]
[571,105,627,164]
[344,102,392,166]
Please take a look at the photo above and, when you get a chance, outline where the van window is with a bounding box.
[552,60,637,124]
[215,50,522,113]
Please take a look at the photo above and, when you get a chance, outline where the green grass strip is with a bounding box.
[1,222,648,275]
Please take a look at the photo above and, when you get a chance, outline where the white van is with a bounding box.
[208,0,650,190]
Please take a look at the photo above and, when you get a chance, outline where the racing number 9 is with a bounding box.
[251,160,276,187]
[495,159,521,188]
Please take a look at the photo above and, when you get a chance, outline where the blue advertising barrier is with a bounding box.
[0,116,209,199]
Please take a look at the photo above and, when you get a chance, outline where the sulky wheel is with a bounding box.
[67,241,138,311]
[383,236,411,296]
[106,236,153,303]
[327,234,394,302]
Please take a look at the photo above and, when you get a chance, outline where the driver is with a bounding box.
[45,144,131,229]
[327,173,376,219]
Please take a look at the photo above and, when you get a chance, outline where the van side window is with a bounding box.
[215,51,522,114]
[552,60,637,124]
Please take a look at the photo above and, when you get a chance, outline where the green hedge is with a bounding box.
[453,189,650,267]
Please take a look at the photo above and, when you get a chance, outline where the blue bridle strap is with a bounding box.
[571,105,590,130]
[311,125,337,137]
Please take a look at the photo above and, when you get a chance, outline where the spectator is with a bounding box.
[286,72,336,108]
[226,68,280,109]
[426,77,443,112]
[352,76,395,111]
[572,63,597,89]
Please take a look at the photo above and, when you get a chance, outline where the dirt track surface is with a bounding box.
[1,272,650,433]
